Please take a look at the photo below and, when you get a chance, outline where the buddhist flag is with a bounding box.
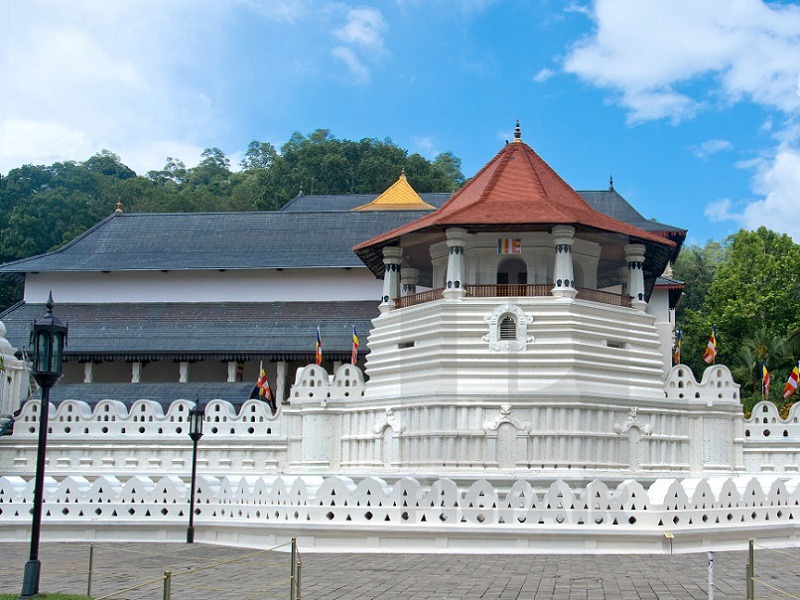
[702,326,717,365]
[256,361,272,402]
[672,324,682,365]
[497,238,522,254]
[351,326,359,365]
[315,326,323,366]
[762,361,770,399]
[784,362,800,399]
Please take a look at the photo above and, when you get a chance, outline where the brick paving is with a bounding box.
[0,541,797,599]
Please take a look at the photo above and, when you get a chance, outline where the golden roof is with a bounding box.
[352,171,435,211]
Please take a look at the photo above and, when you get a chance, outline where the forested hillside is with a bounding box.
[0,129,465,310]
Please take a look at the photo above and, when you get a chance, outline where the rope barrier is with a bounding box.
[81,540,298,600]
[753,543,800,559]
[93,572,168,599]
[751,577,800,599]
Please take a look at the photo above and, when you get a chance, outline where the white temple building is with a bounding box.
[0,126,797,553]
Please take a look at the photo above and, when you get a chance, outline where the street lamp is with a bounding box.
[186,400,205,543]
[20,292,68,599]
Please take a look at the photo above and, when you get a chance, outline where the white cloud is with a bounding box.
[703,148,800,240]
[740,148,800,239]
[335,7,387,49]
[533,68,555,83]
[691,139,733,160]
[563,0,800,123]
[332,46,370,83]
[704,198,741,223]
[0,1,225,174]
[331,7,387,81]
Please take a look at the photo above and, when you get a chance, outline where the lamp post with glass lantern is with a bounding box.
[186,400,205,543]
[20,293,68,599]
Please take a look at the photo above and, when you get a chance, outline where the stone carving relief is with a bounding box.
[613,407,654,435]
[483,403,531,432]
[373,407,405,435]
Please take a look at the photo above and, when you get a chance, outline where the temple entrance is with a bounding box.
[497,258,528,285]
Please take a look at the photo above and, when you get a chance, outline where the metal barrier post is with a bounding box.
[707,551,714,600]
[747,539,755,600]
[87,543,94,598]
[290,537,297,600]
[163,570,172,600]
[296,555,302,600]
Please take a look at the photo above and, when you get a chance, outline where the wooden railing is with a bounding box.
[575,287,632,308]
[465,284,552,298]
[395,288,445,309]
[394,285,632,308]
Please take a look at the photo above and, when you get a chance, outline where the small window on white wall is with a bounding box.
[483,303,533,352]
[500,315,516,340]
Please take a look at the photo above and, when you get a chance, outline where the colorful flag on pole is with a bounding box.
[256,361,272,402]
[784,362,800,399]
[672,324,682,365]
[351,326,359,365]
[702,326,717,365]
[496,238,522,254]
[315,326,323,366]
[762,361,770,399]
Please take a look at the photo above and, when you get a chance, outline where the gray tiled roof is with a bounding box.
[578,190,685,234]
[279,192,450,212]
[0,211,431,274]
[46,382,261,409]
[0,301,377,360]
[0,190,685,275]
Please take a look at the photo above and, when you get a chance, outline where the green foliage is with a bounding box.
[674,228,800,413]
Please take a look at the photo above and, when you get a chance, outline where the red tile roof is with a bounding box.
[354,139,676,251]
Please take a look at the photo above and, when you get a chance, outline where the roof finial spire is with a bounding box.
[115,200,123,214]
[513,118,522,142]
[400,167,407,179]
[609,175,614,191]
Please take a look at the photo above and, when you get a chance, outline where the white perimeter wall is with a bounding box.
[24,268,382,303]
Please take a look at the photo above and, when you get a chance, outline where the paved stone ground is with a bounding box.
[1,541,797,599]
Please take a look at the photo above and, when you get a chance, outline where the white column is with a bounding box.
[131,361,141,383]
[401,267,420,297]
[625,243,647,310]
[179,361,189,383]
[551,225,577,299]
[226,361,237,382]
[443,227,468,299]
[379,246,403,313]
[83,362,93,383]
[277,360,288,404]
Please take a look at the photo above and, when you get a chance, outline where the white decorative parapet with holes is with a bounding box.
[743,401,800,473]
[1,474,800,553]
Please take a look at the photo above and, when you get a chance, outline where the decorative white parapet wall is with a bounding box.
[743,401,800,473]
[1,474,800,553]
[0,320,30,420]
[0,398,287,475]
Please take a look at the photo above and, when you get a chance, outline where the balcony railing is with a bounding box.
[395,288,445,309]
[395,284,632,309]
[575,287,632,308]
[465,284,552,298]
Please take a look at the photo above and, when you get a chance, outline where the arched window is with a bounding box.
[500,316,516,340]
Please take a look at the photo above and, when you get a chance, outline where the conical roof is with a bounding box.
[352,171,435,211]
[354,129,674,275]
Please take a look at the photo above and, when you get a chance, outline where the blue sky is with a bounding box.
[2,0,800,244]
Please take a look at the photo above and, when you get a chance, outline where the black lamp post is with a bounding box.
[20,292,67,600]
[186,400,205,543]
